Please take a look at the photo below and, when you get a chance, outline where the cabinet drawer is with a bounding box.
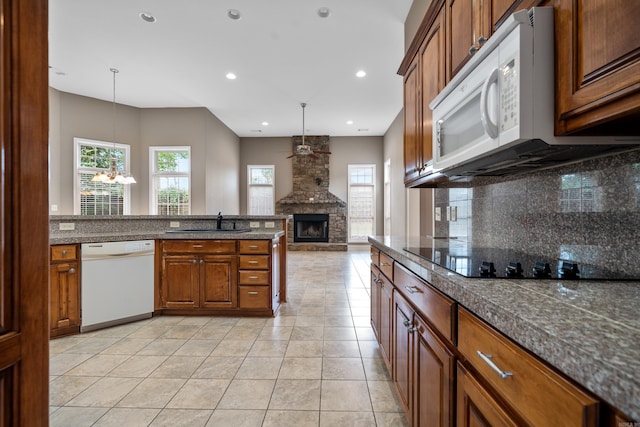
[239,240,270,254]
[379,251,394,281]
[238,285,270,309]
[458,307,599,427]
[239,255,269,270]
[51,245,78,262]
[239,270,270,285]
[163,240,236,254]
[394,262,456,343]
[370,246,380,268]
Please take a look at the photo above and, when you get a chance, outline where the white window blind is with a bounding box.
[74,138,131,215]
[348,164,376,242]
[248,165,275,215]
[150,147,191,215]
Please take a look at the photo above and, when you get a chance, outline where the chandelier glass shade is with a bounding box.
[91,68,136,185]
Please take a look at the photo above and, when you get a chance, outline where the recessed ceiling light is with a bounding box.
[262,122,269,126]
[317,7,331,18]
[227,9,241,20]
[356,70,367,78]
[226,72,237,80]
[139,12,156,23]
[346,120,354,125]
[357,128,369,132]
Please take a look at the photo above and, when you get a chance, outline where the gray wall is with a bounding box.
[49,88,240,215]
[383,111,407,236]
[404,0,433,52]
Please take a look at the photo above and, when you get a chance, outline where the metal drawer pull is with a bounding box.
[380,261,388,267]
[68,268,76,274]
[248,245,259,249]
[249,276,259,279]
[403,320,411,327]
[61,250,67,256]
[247,291,259,295]
[477,351,512,379]
[248,260,259,264]
[404,285,422,294]
[192,245,203,248]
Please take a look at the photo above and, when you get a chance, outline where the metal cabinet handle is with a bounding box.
[408,326,418,333]
[477,350,513,379]
[61,250,67,256]
[68,268,76,274]
[247,291,259,295]
[192,260,197,264]
[380,261,388,267]
[478,35,487,45]
[404,285,422,294]
[403,320,411,327]
[248,260,259,264]
[249,276,259,279]
[469,45,478,55]
[193,245,203,248]
[200,259,204,264]
[248,245,259,249]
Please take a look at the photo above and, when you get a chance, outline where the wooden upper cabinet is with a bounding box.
[448,0,486,78]
[404,58,420,184]
[401,0,447,187]
[555,0,640,133]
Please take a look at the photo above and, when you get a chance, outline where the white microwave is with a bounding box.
[429,7,638,177]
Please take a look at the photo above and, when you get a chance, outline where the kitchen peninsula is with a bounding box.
[49,215,287,336]
[369,235,639,424]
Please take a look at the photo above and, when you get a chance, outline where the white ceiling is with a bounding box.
[49,0,413,138]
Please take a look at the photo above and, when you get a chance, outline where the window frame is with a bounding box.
[247,165,275,215]
[73,137,132,215]
[149,146,192,215]
[347,163,376,243]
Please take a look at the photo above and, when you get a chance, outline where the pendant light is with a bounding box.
[91,68,136,184]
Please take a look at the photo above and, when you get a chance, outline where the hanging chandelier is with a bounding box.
[91,68,136,184]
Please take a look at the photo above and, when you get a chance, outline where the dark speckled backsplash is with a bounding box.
[434,149,640,276]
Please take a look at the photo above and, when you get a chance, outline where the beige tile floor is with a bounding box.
[49,246,409,427]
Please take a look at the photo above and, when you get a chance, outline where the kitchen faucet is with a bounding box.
[216,211,223,230]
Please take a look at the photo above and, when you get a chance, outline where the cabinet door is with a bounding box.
[556,0,640,133]
[162,255,200,308]
[50,262,80,335]
[370,267,382,341]
[414,315,455,427]
[379,273,394,371]
[393,291,414,423]
[271,241,280,309]
[200,255,237,308]
[457,363,519,427]
[448,0,490,78]
[404,57,420,185]
[420,5,446,176]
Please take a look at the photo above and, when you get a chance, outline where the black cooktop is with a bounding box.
[403,246,635,280]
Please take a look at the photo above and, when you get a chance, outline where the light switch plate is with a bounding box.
[446,206,451,221]
[265,221,275,228]
[59,223,75,231]
[250,221,260,228]
[450,206,457,222]
[169,221,180,228]
[435,207,441,221]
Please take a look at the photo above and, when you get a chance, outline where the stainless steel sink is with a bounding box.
[165,228,252,234]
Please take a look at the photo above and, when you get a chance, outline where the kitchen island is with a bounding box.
[49,215,288,336]
[369,235,639,423]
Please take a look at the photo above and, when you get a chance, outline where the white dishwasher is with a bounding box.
[81,240,155,332]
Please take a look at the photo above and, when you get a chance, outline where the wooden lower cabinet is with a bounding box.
[415,315,455,427]
[370,266,382,341]
[200,255,237,308]
[50,245,81,338]
[379,270,394,371]
[394,291,414,423]
[457,362,519,427]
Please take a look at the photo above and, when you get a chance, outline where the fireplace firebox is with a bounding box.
[293,214,329,243]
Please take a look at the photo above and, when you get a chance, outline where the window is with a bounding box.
[248,165,275,215]
[348,164,376,243]
[74,138,131,215]
[150,147,191,215]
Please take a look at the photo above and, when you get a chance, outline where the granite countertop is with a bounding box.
[50,230,285,245]
[369,235,640,421]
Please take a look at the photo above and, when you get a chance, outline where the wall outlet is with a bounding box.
[435,207,441,221]
[446,206,451,221]
[169,221,180,228]
[265,221,275,228]
[51,204,58,212]
[250,221,260,228]
[59,223,75,231]
[450,206,458,222]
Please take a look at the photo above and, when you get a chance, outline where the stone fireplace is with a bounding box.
[275,135,347,251]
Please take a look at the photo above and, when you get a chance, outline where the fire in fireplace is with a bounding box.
[293,214,329,243]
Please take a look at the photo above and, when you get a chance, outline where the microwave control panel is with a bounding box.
[500,55,519,132]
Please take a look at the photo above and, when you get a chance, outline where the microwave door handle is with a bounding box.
[480,67,500,139]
